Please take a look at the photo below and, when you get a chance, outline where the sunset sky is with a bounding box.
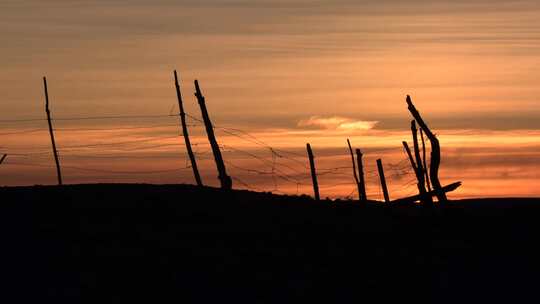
[1,0,540,199]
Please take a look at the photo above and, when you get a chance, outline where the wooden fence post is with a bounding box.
[402,141,417,172]
[419,127,432,192]
[306,143,320,201]
[376,159,390,203]
[411,121,433,206]
[174,71,203,187]
[43,77,63,186]
[347,139,361,201]
[406,95,447,202]
[194,80,232,190]
[356,149,367,202]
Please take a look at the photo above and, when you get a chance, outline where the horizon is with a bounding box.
[2,0,540,200]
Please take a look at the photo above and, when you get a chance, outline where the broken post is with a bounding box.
[0,154,6,165]
[411,121,432,206]
[306,143,320,201]
[174,71,203,187]
[406,95,447,202]
[194,80,232,190]
[376,159,390,203]
[43,77,63,186]
[356,149,367,202]
[347,139,361,201]
[419,127,432,192]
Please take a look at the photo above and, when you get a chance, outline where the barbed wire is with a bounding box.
[1,111,422,200]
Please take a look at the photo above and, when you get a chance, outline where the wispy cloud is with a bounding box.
[297,116,378,131]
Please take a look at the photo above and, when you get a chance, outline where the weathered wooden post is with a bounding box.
[306,143,320,201]
[0,154,6,165]
[402,141,417,172]
[43,77,63,186]
[411,120,433,206]
[406,95,446,202]
[376,159,390,203]
[174,71,203,187]
[356,149,367,202]
[347,139,361,201]
[194,80,232,190]
[419,128,432,192]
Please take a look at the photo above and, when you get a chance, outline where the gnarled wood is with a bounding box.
[406,95,446,202]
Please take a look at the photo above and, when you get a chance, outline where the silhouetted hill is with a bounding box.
[1,184,539,303]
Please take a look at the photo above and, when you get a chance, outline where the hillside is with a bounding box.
[2,184,539,303]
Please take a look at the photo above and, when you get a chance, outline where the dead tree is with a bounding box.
[347,139,361,201]
[43,77,63,186]
[306,143,320,201]
[194,80,232,190]
[356,149,367,202]
[419,128,432,192]
[0,154,6,165]
[406,95,446,202]
[376,159,390,203]
[174,71,203,186]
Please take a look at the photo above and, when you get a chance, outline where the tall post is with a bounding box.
[43,77,63,186]
[194,80,232,190]
[406,95,446,202]
[306,143,320,201]
[0,154,6,165]
[174,71,203,186]
[356,149,367,202]
[347,139,361,201]
[411,121,432,206]
[402,141,417,173]
[419,127,432,192]
[376,159,390,203]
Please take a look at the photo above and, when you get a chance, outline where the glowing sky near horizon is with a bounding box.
[1,0,540,199]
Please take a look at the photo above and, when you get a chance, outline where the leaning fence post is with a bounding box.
[43,77,63,186]
[356,149,367,202]
[306,143,320,201]
[174,71,203,187]
[406,95,446,202]
[347,139,361,201]
[376,158,390,203]
[194,80,232,190]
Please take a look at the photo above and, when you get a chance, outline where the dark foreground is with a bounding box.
[2,184,539,303]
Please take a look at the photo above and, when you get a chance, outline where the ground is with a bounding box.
[1,184,539,303]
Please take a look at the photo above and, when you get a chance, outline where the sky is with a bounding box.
[1,0,540,199]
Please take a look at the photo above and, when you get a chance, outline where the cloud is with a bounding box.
[297,116,378,131]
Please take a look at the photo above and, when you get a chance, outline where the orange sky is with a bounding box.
[1,1,540,199]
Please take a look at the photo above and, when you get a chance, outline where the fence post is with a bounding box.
[419,127,432,192]
[376,159,390,203]
[411,120,433,207]
[356,149,367,202]
[194,80,232,190]
[174,71,203,187]
[306,143,320,201]
[43,77,63,186]
[406,95,446,202]
[347,139,361,201]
